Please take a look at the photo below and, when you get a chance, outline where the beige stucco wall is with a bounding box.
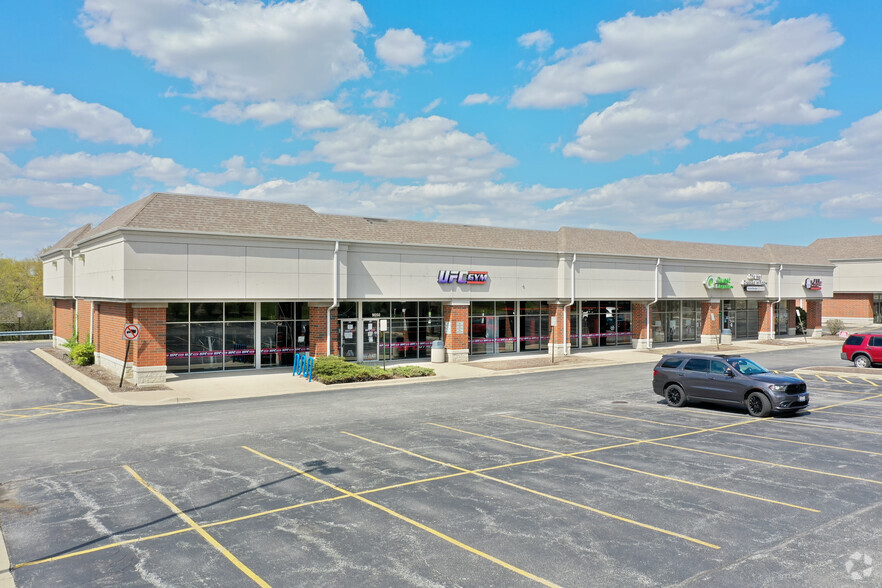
[833,260,882,293]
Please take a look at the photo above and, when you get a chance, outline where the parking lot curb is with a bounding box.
[794,366,882,381]
[0,524,15,588]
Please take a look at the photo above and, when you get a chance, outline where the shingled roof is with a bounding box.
[41,192,858,265]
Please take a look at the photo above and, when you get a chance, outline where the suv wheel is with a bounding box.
[746,391,771,417]
[665,384,687,407]
[854,354,872,369]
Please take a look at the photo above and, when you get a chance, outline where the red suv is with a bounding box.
[841,334,882,368]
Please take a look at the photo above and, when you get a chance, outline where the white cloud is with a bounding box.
[511,2,843,161]
[0,178,118,210]
[462,93,499,106]
[431,41,470,62]
[206,100,354,130]
[422,98,442,113]
[307,115,517,182]
[0,210,71,258]
[542,109,882,232]
[363,89,397,109]
[196,155,263,187]
[517,30,554,52]
[80,0,370,102]
[0,82,152,150]
[375,28,426,69]
[24,151,190,184]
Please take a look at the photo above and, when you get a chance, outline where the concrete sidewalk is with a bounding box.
[33,336,846,407]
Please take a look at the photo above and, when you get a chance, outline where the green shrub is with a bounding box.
[390,365,435,378]
[311,356,434,384]
[826,318,845,336]
[62,331,79,350]
[69,342,95,366]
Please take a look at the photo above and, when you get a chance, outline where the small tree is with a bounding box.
[826,318,845,336]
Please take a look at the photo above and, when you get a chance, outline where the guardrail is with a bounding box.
[0,330,53,338]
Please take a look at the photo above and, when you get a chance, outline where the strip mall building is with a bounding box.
[42,193,882,384]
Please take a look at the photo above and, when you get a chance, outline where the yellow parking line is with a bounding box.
[862,378,880,387]
[429,423,818,512]
[822,410,882,421]
[124,466,271,588]
[813,392,882,411]
[768,420,882,436]
[504,416,882,486]
[243,446,565,586]
[565,409,882,457]
[341,432,721,549]
[0,412,30,418]
[838,376,853,384]
[792,373,804,380]
[815,374,828,382]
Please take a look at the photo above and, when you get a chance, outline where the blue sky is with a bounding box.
[2,0,881,258]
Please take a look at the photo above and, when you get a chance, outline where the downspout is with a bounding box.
[70,248,78,343]
[772,264,783,340]
[646,258,661,349]
[326,241,340,356]
[563,253,576,355]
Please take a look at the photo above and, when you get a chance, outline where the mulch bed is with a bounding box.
[41,347,170,392]
[469,355,605,371]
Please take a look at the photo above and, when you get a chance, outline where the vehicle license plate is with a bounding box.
[798,394,807,401]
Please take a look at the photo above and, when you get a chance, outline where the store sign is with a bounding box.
[741,273,767,292]
[438,270,488,285]
[804,278,823,290]
[704,275,733,289]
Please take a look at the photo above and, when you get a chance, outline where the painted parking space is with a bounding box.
[0,399,118,423]
[3,376,881,586]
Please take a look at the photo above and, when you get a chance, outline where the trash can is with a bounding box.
[430,339,446,363]
[720,328,732,345]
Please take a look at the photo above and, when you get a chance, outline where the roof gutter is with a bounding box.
[646,258,661,349]
[563,253,576,355]
[327,241,340,356]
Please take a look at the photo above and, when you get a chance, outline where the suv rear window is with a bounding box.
[845,335,865,346]
[684,358,710,372]
[660,357,684,369]
[871,337,882,347]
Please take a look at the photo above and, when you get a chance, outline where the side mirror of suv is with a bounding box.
[726,368,736,377]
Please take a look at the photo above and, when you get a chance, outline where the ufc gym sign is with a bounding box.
[437,270,489,285]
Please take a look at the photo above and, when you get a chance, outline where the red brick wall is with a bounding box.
[787,300,797,329]
[95,302,133,362]
[758,301,774,333]
[309,306,339,356]
[76,300,92,342]
[549,303,567,345]
[134,306,167,368]
[443,304,469,350]
[823,293,873,320]
[53,299,75,342]
[632,304,648,340]
[806,299,823,330]
[700,302,720,336]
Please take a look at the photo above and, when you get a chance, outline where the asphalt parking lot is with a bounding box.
[2,350,881,587]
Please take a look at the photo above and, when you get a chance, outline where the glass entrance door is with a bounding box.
[362,319,379,361]
[340,320,358,360]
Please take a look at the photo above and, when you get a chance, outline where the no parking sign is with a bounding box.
[123,323,141,341]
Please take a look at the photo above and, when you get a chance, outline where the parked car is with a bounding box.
[652,352,809,417]
[841,333,882,368]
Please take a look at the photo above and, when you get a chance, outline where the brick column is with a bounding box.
[548,303,569,356]
[787,300,797,335]
[309,304,339,357]
[700,301,720,345]
[443,303,470,362]
[757,301,774,341]
[76,300,93,343]
[805,299,823,338]
[632,303,650,349]
[132,304,167,385]
[53,299,75,347]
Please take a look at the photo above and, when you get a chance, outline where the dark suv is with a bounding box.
[841,334,882,368]
[652,353,809,417]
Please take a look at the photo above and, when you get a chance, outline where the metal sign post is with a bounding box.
[120,323,141,388]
